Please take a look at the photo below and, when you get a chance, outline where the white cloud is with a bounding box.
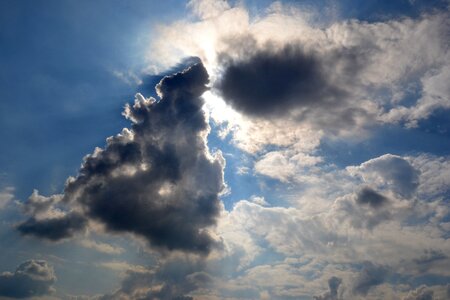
[0,186,14,210]
[79,239,125,255]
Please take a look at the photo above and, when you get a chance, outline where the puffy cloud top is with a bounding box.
[0,260,56,298]
[18,63,225,255]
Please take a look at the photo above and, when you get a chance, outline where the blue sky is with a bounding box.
[0,0,450,299]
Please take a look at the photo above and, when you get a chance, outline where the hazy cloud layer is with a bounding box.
[17,63,225,254]
[0,260,56,298]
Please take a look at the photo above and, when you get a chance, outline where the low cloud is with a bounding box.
[313,276,342,300]
[217,43,346,117]
[348,154,420,199]
[17,63,225,255]
[17,212,87,241]
[0,260,56,298]
[100,257,208,300]
[356,187,388,208]
[352,262,389,296]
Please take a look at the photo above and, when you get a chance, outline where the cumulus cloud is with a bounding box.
[17,63,225,254]
[100,257,208,300]
[313,276,342,300]
[348,154,420,198]
[17,212,88,241]
[0,260,56,298]
[217,43,347,117]
[355,187,388,208]
[352,262,389,296]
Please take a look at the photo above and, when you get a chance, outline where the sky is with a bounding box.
[0,0,449,299]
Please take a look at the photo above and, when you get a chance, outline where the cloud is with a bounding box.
[100,257,207,300]
[313,276,342,300]
[17,212,87,241]
[0,260,56,298]
[352,262,389,296]
[348,154,420,198]
[0,186,14,210]
[152,2,449,138]
[98,261,148,273]
[216,43,346,117]
[79,239,125,255]
[19,189,63,218]
[410,154,450,200]
[254,151,297,182]
[403,285,434,300]
[17,63,225,255]
[356,187,388,208]
[213,39,380,135]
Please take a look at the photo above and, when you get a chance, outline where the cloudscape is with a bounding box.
[0,0,450,299]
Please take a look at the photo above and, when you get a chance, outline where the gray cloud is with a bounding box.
[17,212,87,241]
[356,187,388,208]
[215,40,374,131]
[413,249,448,274]
[17,63,225,254]
[100,258,208,300]
[313,276,342,300]
[217,43,341,116]
[352,154,420,199]
[352,262,388,296]
[334,190,392,230]
[0,260,56,298]
[403,285,434,300]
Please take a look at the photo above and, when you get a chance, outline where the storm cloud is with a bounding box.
[217,44,342,116]
[0,260,56,298]
[215,41,374,131]
[17,63,225,254]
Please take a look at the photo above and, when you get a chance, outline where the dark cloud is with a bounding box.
[217,44,337,116]
[313,276,342,300]
[356,187,388,208]
[17,63,225,254]
[17,212,87,241]
[215,41,372,130]
[0,260,56,298]
[353,262,388,296]
[335,190,391,230]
